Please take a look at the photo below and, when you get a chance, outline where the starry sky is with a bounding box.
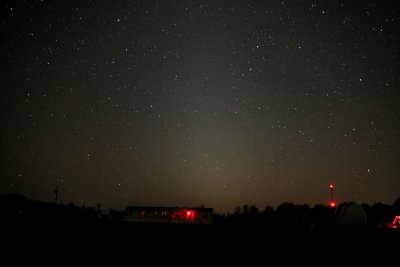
[1,0,399,213]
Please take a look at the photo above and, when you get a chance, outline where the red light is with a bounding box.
[184,210,195,220]
[330,202,336,207]
[329,184,334,189]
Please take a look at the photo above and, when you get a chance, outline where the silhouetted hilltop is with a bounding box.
[1,193,399,229]
[0,193,106,225]
[2,193,400,250]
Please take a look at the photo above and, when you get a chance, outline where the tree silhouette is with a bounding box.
[250,205,259,214]
[242,204,249,215]
[263,205,274,213]
[234,206,241,215]
[393,197,400,215]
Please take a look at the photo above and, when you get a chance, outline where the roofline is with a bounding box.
[125,206,213,211]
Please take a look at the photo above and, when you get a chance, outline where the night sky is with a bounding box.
[1,0,399,213]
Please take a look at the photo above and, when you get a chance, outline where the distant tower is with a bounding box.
[329,184,335,207]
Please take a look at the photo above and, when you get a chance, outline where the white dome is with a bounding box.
[335,202,367,224]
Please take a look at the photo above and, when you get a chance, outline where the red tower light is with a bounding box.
[329,183,335,208]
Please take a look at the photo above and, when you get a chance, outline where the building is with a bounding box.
[123,206,213,224]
